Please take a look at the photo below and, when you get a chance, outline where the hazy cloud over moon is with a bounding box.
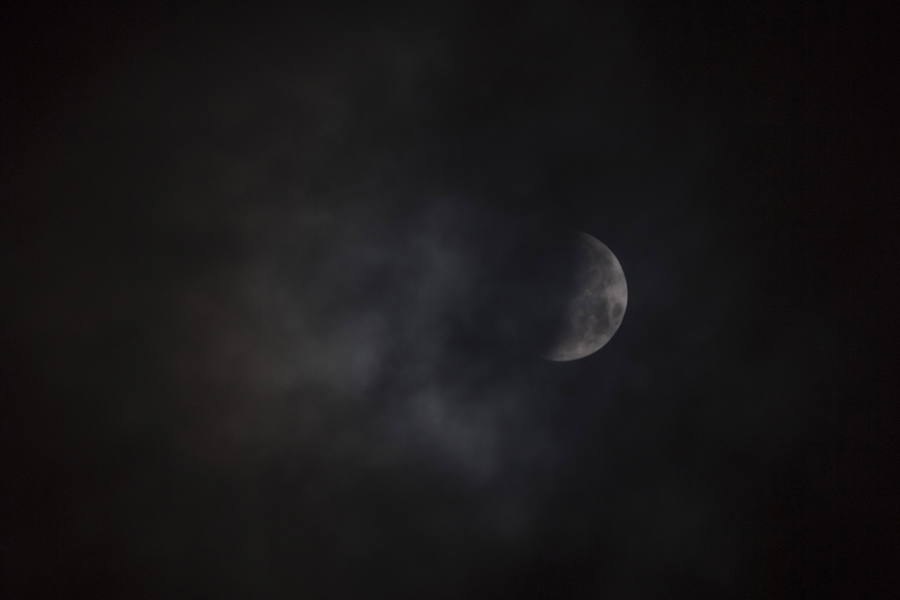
[4,3,885,599]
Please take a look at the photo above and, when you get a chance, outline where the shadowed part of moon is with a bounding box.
[543,233,627,362]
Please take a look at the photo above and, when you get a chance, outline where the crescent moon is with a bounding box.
[543,232,628,361]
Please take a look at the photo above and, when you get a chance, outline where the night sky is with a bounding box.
[3,3,898,598]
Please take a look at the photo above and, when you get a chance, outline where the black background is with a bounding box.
[3,2,898,598]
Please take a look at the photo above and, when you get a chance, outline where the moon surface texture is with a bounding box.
[543,233,628,362]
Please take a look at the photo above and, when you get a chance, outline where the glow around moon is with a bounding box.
[543,233,627,362]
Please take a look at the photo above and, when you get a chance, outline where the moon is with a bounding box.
[543,233,628,361]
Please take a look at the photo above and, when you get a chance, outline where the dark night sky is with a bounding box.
[3,2,898,598]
